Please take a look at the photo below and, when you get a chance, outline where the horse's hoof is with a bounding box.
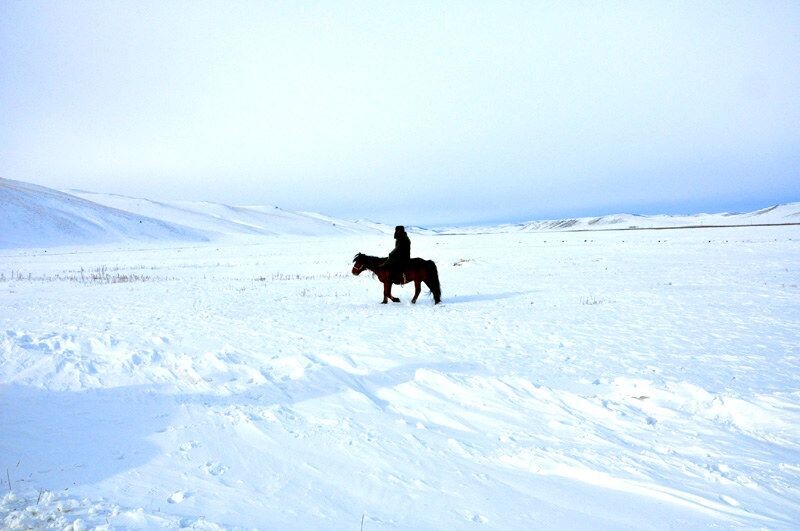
[381,301,388,304]
[392,298,401,303]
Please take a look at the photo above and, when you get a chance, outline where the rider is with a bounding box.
[381,225,411,284]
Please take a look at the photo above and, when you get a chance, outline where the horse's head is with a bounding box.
[352,253,366,275]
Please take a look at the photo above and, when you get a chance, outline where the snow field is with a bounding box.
[1,228,799,529]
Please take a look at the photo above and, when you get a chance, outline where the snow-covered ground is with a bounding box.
[2,224,799,529]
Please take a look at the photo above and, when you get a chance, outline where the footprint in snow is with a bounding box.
[152,335,171,346]
[203,461,228,476]
[168,490,189,504]
[179,441,201,452]
[467,513,488,524]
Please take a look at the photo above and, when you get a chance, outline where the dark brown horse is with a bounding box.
[352,253,442,304]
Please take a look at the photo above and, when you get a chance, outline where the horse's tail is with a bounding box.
[426,260,442,304]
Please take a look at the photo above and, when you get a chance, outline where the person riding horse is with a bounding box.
[352,226,441,304]
[381,225,410,284]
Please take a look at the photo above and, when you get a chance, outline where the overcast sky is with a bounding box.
[2,2,799,226]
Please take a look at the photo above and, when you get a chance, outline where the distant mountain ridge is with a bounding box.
[1,177,798,249]
[435,203,800,234]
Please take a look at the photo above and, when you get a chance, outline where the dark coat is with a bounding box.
[383,231,410,269]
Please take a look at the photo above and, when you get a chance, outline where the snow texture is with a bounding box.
[1,179,800,529]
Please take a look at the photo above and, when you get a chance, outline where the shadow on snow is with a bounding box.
[446,291,532,304]
[0,360,483,492]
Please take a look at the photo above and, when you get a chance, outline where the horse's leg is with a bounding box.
[382,279,390,304]
[422,279,440,304]
[412,279,421,303]
[382,279,400,303]
[383,271,400,304]
[389,281,400,303]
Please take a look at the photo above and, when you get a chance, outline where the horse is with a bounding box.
[352,253,442,305]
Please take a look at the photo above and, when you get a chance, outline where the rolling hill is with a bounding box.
[2,177,798,249]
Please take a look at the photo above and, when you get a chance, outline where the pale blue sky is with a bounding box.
[2,1,799,225]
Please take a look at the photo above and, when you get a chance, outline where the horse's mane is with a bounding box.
[353,253,386,268]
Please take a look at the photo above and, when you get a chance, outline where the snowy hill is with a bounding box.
[0,178,390,250]
[70,190,389,238]
[0,178,208,249]
[440,203,800,234]
[2,177,798,249]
